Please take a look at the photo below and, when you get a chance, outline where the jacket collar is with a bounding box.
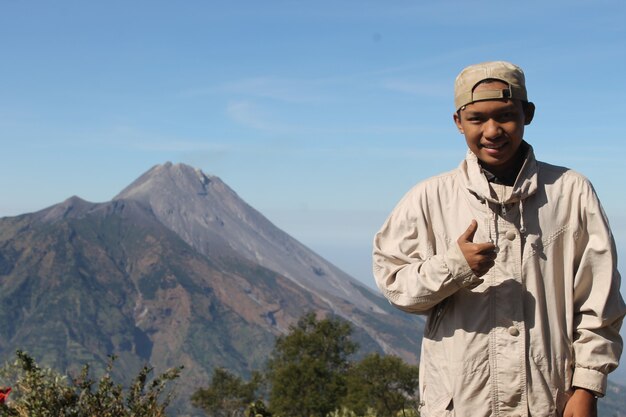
[461,141,538,205]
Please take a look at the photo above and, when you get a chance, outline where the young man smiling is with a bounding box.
[373,61,625,416]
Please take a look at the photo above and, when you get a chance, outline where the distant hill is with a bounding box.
[0,162,424,416]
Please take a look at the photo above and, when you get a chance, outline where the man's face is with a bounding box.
[453,81,532,175]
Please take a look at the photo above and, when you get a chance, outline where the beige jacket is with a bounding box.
[373,145,625,417]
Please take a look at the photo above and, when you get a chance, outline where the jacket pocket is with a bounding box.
[426,298,449,338]
[421,389,454,417]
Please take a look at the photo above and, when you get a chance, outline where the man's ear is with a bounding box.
[523,102,535,125]
[453,111,464,134]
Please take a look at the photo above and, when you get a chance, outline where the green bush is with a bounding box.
[192,313,421,417]
[266,313,358,417]
[191,367,264,417]
[327,407,419,417]
[343,353,419,417]
[0,350,181,417]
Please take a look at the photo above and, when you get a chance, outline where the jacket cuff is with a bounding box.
[572,367,607,397]
[446,243,482,289]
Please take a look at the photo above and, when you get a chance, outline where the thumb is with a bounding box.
[460,220,478,243]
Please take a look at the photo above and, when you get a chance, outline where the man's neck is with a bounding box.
[480,142,529,186]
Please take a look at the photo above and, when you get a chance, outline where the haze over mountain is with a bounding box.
[0,162,424,415]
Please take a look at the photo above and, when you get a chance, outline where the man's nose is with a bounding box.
[483,118,503,139]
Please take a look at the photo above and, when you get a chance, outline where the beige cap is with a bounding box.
[454,61,528,110]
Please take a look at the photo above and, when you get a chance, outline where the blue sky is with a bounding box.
[1,0,626,331]
[1,0,625,281]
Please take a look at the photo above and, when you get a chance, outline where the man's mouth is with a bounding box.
[482,142,506,150]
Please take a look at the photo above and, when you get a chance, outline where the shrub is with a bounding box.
[0,350,181,417]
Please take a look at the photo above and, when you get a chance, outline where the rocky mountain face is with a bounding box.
[113,163,419,355]
[0,163,424,415]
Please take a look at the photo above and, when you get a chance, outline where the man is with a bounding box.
[373,61,625,416]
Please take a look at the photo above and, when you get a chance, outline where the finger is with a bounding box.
[459,220,478,243]
[484,251,498,261]
[474,259,495,276]
[483,249,497,263]
[474,267,489,278]
[481,259,496,269]
[476,242,497,254]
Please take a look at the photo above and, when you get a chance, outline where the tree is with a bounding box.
[0,350,181,417]
[343,353,419,417]
[245,400,272,417]
[266,312,358,417]
[191,367,263,417]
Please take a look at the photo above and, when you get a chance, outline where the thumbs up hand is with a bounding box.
[457,220,497,277]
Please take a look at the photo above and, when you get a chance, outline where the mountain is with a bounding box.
[0,162,424,416]
[113,163,420,355]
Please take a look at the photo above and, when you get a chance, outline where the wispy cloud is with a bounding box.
[222,77,329,103]
[185,46,497,116]
[381,79,449,98]
[225,98,452,137]
[225,100,291,132]
[182,76,331,103]
[41,125,237,153]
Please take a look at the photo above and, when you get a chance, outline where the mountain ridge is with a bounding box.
[114,163,398,330]
[0,162,424,415]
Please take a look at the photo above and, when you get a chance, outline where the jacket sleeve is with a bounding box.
[372,185,482,314]
[570,179,626,396]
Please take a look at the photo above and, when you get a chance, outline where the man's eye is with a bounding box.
[498,112,516,121]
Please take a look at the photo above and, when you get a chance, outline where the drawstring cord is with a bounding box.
[518,200,526,234]
[491,210,498,248]
[487,209,494,243]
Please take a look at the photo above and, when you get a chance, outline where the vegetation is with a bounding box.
[266,312,358,417]
[343,353,419,417]
[192,312,420,417]
[191,367,264,417]
[0,313,420,417]
[0,350,181,417]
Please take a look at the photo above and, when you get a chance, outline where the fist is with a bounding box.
[457,220,497,277]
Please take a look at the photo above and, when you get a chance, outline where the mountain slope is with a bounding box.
[115,163,372,304]
[114,162,423,360]
[0,163,424,415]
